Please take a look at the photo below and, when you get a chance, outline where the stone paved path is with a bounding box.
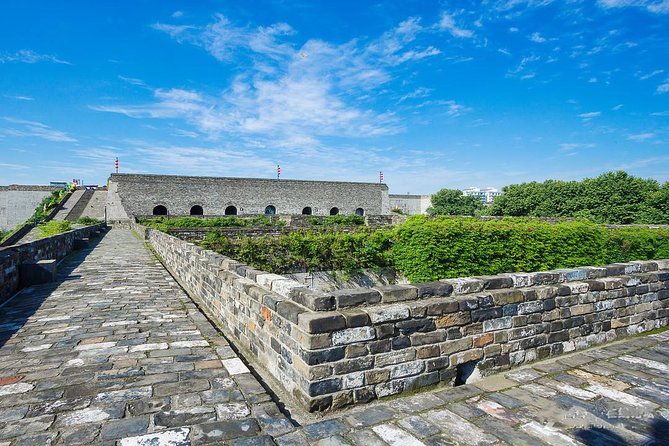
[0,229,294,445]
[1,228,668,445]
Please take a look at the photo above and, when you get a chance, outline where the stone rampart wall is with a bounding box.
[0,186,59,230]
[0,223,107,303]
[141,223,669,412]
[110,173,389,217]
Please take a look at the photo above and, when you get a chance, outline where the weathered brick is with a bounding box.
[333,289,381,308]
[298,312,346,334]
[376,284,418,303]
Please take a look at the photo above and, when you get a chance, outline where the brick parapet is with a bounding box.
[0,223,106,303]
[141,222,669,412]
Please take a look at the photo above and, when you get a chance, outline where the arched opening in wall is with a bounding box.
[302,207,312,215]
[153,205,167,216]
[224,206,237,216]
[264,205,276,215]
[190,205,203,216]
[355,208,365,216]
[330,207,339,215]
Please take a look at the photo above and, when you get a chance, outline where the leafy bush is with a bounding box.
[490,171,669,224]
[77,216,101,225]
[138,216,280,232]
[308,215,365,226]
[427,189,485,216]
[38,220,73,238]
[201,228,391,274]
[197,216,669,282]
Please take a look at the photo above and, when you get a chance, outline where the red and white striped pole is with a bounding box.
[277,165,281,179]
[115,157,119,173]
[379,171,384,183]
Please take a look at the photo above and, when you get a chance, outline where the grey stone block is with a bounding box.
[19,259,57,286]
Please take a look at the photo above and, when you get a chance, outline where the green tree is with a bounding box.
[427,189,485,216]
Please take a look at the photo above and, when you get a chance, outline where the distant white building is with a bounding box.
[462,187,502,204]
[389,194,432,215]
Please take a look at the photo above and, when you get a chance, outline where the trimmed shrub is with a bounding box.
[38,220,73,238]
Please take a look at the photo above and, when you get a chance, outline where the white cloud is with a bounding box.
[172,10,183,18]
[399,87,432,102]
[657,82,669,94]
[509,27,519,32]
[529,32,546,43]
[118,75,146,86]
[99,15,451,145]
[612,104,623,111]
[438,12,474,38]
[1,117,77,142]
[588,77,598,83]
[636,69,664,80]
[578,111,601,119]
[651,111,669,116]
[627,132,656,141]
[0,49,70,65]
[559,143,596,152]
[597,0,669,14]
[6,95,34,101]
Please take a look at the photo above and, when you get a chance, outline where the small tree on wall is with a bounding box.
[427,189,485,216]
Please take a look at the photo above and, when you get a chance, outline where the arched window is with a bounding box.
[355,208,365,216]
[225,205,237,215]
[190,205,203,216]
[330,207,339,215]
[302,207,312,215]
[153,205,167,216]
[264,205,276,215]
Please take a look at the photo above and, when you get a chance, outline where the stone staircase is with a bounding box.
[64,189,94,221]
[77,189,107,220]
[52,189,86,221]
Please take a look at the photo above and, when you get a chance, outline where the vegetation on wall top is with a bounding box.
[490,171,669,224]
[197,215,669,282]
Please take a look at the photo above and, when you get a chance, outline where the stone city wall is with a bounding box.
[0,223,107,303]
[140,223,669,412]
[109,173,390,218]
[0,185,60,230]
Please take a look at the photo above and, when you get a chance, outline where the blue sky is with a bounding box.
[1,0,668,193]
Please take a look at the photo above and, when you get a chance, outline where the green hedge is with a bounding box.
[38,220,73,238]
[197,216,669,282]
[138,216,281,232]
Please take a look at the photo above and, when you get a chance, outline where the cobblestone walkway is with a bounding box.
[1,229,668,445]
[0,229,294,445]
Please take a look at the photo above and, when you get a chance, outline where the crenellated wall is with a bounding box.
[141,223,669,412]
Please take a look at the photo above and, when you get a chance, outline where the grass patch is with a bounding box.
[38,220,72,238]
[76,216,101,225]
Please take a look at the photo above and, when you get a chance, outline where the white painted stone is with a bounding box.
[129,342,169,352]
[21,343,52,352]
[37,315,70,323]
[552,383,597,401]
[586,383,658,409]
[372,424,426,446]
[118,428,190,446]
[102,320,138,327]
[271,279,303,298]
[74,341,116,351]
[367,304,410,324]
[93,386,152,403]
[521,383,557,398]
[521,421,581,446]
[43,325,81,334]
[215,402,250,420]
[0,382,34,396]
[619,355,669,374]
[169,340,209,348]
[331,327,376,346]
[65,358,85,367]
[58,408,110,425]
[421,409,498,445]
[222,358,250,375]
[342,372,365,389]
